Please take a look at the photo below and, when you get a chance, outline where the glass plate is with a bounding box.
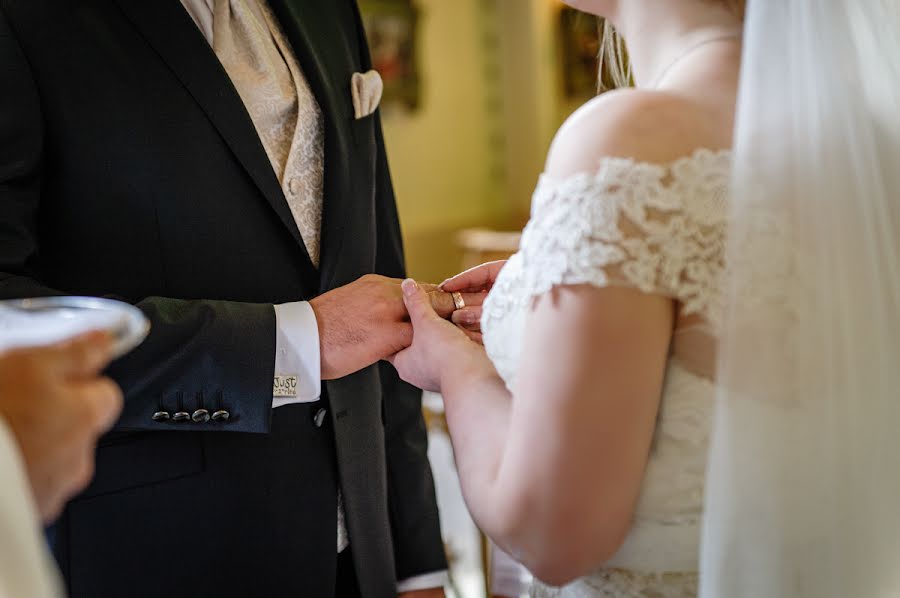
[0,297,150,358]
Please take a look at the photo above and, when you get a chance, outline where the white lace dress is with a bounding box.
[481,149,731,598]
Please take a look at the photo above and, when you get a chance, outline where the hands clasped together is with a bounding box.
[388,261,506,393]
[0,263,507,526]
[308,261,506,390]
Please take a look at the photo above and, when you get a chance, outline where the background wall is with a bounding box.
[495,0,565,219]
[380,0,585,282]
[381,0,505,282]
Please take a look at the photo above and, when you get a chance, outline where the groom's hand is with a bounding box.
[310,275,467,380]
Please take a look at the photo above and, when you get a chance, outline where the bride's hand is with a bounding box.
[388,279,491,392]
[440,260,507,342]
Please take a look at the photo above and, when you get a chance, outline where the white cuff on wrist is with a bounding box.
[273,301,322,407]
[396,570,449,592]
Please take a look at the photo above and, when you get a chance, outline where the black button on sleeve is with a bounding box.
[152,411,171,422]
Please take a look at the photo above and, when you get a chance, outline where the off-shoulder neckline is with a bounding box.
[538,147,732,186]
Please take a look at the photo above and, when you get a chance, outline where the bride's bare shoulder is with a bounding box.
[544,88,729,179]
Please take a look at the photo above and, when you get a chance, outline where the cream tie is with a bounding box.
[210,0,344,552]
[212,0,324,266]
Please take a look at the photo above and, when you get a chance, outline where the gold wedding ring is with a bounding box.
[451,292,466,311]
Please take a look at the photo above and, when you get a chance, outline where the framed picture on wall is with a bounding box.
[559,7,601,99]
[359,0,422,113]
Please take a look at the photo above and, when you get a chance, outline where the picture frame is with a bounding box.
[359,0,422,112]
[559,7,601,100]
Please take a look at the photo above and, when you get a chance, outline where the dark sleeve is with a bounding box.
[354,3,448,575]
[0,7,275,436]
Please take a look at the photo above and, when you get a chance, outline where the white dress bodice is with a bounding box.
[481,149,731,597]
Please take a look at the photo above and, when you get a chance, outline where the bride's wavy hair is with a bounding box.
[597,0,746,93]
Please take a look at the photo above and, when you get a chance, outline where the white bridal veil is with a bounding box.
[701,1,900,596]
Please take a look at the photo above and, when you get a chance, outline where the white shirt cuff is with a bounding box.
[396,570,449,592]
[272,302,322,407]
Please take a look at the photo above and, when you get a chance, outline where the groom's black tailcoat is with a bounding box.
[0,1,447,596]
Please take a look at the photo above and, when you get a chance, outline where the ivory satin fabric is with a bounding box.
[207,0,325,267]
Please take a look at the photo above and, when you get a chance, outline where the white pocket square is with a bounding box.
[351,70,384,120]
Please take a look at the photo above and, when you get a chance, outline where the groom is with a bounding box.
[0,1,449,597]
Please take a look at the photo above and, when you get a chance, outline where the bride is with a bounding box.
[391,0,900,596]
[394,0,742,594]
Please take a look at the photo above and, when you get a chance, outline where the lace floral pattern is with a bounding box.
[481,150,731,597]
[483,149,730,391]
[531,570,698,598]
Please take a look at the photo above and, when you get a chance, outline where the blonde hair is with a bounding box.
[597,0,746,94]
[597,19,632,93]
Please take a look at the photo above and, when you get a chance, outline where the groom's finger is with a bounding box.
[425,289,456,318]
[423,289,486,319]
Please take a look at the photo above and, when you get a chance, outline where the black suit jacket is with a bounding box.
[0,1,446,596]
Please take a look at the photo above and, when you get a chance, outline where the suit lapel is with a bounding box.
[110,0,318,286]
[267,0,360,292]
[266,8,397,594]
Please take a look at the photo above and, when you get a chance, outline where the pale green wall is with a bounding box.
[380,0,580,281]
[380,0,505,281]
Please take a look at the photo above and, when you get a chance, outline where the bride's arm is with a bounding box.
[392,91,707,585]
[445,286,672,585]
[392,277,672,586]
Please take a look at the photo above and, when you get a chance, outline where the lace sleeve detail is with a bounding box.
[515,150,729,323]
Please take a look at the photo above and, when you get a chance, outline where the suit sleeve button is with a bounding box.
[172,411,191,422]
[211,410,231,422]
[191,409,210,423]
[152,411,171,422]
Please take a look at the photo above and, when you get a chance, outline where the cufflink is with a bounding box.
[273,375,299,398]
[152,411,171,422]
